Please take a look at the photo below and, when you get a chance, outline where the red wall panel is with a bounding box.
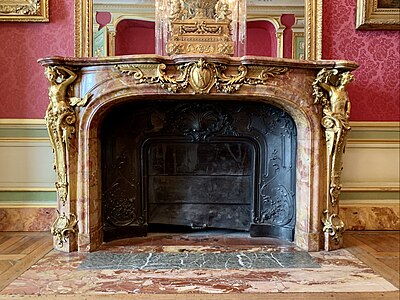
[0,0,74,119]
[247,20,277,57]
[323,0,400,121]
[115,20,155,55]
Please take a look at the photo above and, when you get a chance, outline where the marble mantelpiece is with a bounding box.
[38,55,358,252]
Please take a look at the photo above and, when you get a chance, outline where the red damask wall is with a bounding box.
[0,0,74,119]
[323,0,400,121]
[0,1,398,120]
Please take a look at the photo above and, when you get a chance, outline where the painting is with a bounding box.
[0,0,49,22]
[356,0,400,29]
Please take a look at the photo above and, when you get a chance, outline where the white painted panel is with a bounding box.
[0,140,55,190]
[342,143,400,189]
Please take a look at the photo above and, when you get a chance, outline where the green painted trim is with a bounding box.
[0,127,49,138]
[341,191,400,201]
[0,191,57,206]
[348,130,400,140]
[0,120,398,140]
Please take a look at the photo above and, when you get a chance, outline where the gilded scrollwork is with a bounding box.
[45,66,91,206]
[313,68,354,207]
[322,210,345,244]
[51,211,78,248]
[116,58,288,94]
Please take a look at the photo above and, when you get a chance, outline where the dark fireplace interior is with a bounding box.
[101,100,297,242]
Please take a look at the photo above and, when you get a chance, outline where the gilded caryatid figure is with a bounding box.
[313,68,354,248]
[313,68,354,206]
[45,66,89,206]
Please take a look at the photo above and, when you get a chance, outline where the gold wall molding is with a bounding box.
[305,0,322,60]
[0,0,49,22]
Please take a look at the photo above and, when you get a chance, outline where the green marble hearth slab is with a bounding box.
[79,252,321,270]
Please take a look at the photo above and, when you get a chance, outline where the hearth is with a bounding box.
[101,101,296,242]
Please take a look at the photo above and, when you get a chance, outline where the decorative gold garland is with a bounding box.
[115,58,288,94]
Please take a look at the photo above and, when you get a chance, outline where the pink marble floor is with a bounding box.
[1,232,397,296]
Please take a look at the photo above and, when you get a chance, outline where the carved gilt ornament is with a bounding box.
[115,58,288,94]
[165,0,235,55]
[313,68,354,207]
[321,210,345,244]
[313,68,354,246]
[44,66,90,206]
[51,211,78,248]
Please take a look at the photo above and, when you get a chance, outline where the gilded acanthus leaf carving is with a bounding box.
[115,58,288,94]
[51,211,78,248]
[45,66,91,206]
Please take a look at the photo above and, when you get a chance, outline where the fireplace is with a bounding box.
[101,100,297,242]
[39,54,357,252]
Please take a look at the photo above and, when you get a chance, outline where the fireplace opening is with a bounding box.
[101,100,297,243]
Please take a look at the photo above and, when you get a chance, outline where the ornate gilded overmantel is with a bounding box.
[39,55,357,252]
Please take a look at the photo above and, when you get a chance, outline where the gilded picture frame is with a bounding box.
[0,0,49,22]
[356,0,400,30]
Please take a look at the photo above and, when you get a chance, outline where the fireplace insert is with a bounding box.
[101,100,297,241]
